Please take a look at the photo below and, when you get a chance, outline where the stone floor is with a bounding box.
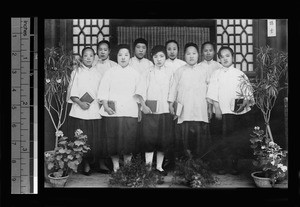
[45,159,267,188]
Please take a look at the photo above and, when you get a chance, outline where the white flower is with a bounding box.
[75,129,83,136]
[254,126,260,130]
[271,160,275,165]
[46,79,51,83]
[55,130,64,137]
[45,152,51,157]
[269,141,275,147]
[56,79,62,83]
[261,145,266,149]
[280,165,287,172]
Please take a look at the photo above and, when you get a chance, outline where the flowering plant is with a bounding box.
[250,126,288,185]
[45,129,91,178]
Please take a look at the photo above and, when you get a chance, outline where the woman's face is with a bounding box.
[97,43,110,61]
[117,48,130,68]
[153,51,166,68]
[82,49,95,67]
[134,43,147,59]
[166,42,179,60]
[219,49,233,68]
[185,46,198,66]
[202,44,215,61]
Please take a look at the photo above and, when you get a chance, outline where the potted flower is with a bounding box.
[250,126,288,188]
[45,129,91,187]
[44,46,80,181]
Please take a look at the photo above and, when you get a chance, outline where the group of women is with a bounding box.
[66,37,254,176]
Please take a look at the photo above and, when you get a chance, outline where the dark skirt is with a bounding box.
[178,121,211,158]
[141,113,172,153]
[67,117,107,167]
[104,117,138,156]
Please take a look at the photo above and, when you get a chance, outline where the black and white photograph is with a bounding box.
[43,19,289,189]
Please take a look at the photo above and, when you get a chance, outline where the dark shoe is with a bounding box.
[98,169,111,174]
[82,170,91,176]
[155,169,168,176]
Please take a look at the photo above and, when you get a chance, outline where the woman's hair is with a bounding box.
[81,47,95,57]
[133,38,148,49]
[97,40,111,52]
[150,45,167,59]
[184,42,199,54]
[217,46,234,58]
[201,41,216,53]
[116,44,131,56]
[165,40,180,51]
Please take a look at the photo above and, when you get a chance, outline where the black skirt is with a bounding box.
[140,113,172,153]
[67,117,107,166]
[104,117,138,156]
[179,121,211,158]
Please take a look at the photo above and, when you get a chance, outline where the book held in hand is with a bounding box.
[108,100,116,112]
[233,98,244,112]
[145,100,158,113]
[173,101,183,116]
[80,92,94,104]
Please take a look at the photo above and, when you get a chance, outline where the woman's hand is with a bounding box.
[235,99,248,113]
[142,105,152,114]
[104,105,115,115]
[169,102,175,115]
[79,101,90,110]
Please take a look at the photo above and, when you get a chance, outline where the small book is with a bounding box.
[173,101,183,116]
[233,98,244,112]
[80,92,94,104]
[145,100,158,113]
[108,100,116,112]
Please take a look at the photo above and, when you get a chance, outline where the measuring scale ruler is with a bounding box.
[11,17,38,194]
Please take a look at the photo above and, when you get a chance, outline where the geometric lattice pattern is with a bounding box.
[216,19,254,72]
[73,19,110,58]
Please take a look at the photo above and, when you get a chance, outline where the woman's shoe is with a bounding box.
[82,170,91,176]
[155,169,168,176]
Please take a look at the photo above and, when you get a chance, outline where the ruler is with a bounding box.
[11,17,38,194]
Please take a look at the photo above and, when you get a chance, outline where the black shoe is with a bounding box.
[82,170,91,176]
[155,169,168,176]
[97,169,111,174]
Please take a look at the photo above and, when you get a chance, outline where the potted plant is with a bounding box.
[250,126,288,188]
[109,154,163,188]
[172,152,218,188]
[44,46,80,180]
[45,129,91,187]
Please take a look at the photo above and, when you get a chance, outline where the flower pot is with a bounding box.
[48,173,69,188]
[251,171,272,188]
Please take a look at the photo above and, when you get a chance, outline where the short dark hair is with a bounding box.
[184,42,199,54]
[133,38,148,48]
[217,46,234,58]
[201,41,216,53]
[97,40,111,52]
[150,45,167,59]
[116,44,131,56]
[165,40,179,51]
[81,47,95,57]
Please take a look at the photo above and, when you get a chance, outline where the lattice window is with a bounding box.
[73,19,110,58]
[217,19,254,72]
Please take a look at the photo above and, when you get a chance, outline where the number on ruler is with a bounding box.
[21,101,28,106]
[22,148,27,152]
[12,88,17,92]
[12,178,16,182]
[12,70,17,74]
[12,105,17,110]
[12,123,17,128]
[12,52,17,56]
